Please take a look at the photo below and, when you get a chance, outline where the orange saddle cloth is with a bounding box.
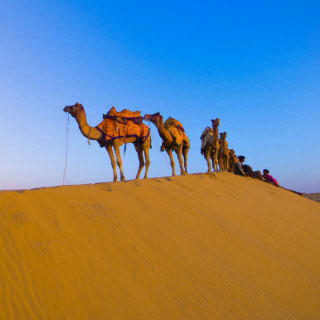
[96,118,150,142]
[105,106,141,119]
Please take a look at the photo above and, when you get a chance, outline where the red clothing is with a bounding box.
[264,174,279,186]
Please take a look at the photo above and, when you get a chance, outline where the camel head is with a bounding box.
[143,112,162,125]
[219,132,227,140]
[63,102,84,118]
[211,118,220,127]
[229,149,237,161]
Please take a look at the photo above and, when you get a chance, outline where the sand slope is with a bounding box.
[0,173,319,320]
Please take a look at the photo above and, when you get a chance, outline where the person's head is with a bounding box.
[238,155,245,163]
[263,169,269,175]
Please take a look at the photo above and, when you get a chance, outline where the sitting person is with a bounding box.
[263,169,305,196]
[234,156,246,176]
[263,169,279,187]
[238,156,264,180]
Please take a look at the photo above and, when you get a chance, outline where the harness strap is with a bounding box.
[87,127,92,145]
[95,126,106,140]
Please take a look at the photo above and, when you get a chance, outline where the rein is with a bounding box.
[146,120,171,169]
[87,127,92,145]
[63,112,70,185]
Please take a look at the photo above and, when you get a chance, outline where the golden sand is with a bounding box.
[0,172,319,319]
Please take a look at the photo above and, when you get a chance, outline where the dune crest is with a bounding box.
[0,173,319,319]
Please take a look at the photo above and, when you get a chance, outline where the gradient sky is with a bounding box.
[1,0,319,192]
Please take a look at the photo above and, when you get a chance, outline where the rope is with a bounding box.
[63,113,70,185]
[146,121,171,168]
[87,127,91,145]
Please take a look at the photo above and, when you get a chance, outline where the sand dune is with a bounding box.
[0,172,319,320]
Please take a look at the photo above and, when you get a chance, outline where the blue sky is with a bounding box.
[1,0,319,192]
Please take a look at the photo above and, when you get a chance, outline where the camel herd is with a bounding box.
[63,103,237,182]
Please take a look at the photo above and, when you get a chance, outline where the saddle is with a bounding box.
[162,117,189,149]
[96,106,149,145]
[164,117,185,132]
[103,106,142,125]
[200,127,213,140]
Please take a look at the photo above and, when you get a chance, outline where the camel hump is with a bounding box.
[164,117,185,132]
[106,106,141,118]
[164,117,190,146]
[200,127,213,140]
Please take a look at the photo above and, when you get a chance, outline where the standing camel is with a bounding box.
[218,132,230,171]
[143,113,190,176]
[200,118,220,172]
[228,149,238,173]
[63,103,151,182]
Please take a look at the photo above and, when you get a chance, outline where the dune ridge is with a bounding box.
[0,172,319,320]
[305,193,320,203]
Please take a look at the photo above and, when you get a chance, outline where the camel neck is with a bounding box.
[154,117,173,143]
[212,125,219,141]
[75,109,103,141]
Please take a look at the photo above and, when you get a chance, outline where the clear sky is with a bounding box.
[1,0,319,192]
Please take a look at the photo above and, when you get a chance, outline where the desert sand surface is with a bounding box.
[0,172,319,320]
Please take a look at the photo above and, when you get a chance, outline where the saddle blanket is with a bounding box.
[103,106,142,121]
[164,117,189,146]
[200,127,213,154]
[97,107,149,142]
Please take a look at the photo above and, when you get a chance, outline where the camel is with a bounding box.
[63,103,151,182]
[200,118,220,172]
[218,132,230,171]
[143,113,190,176]
[228,149,238,173]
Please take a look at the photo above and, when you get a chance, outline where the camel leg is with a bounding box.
[183,146,189,174]
[218,156,224,171]
[225,155,230,172]
[210,152,215,172]
[222,156,227,171]
[205,148,212,173]
[106,145,118,182]
[214,148,220,172]
[113,143,126,182]
[143,141,151,179]
[212,150,218,172]
[134,143,144,179]
[176,145,186,175]
[166,148,176,176]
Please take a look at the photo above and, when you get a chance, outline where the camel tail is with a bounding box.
[183,136,191,150]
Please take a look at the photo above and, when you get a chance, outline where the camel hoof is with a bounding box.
[121,176,126,182]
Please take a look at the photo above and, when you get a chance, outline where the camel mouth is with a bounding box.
[63,106,69,112]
